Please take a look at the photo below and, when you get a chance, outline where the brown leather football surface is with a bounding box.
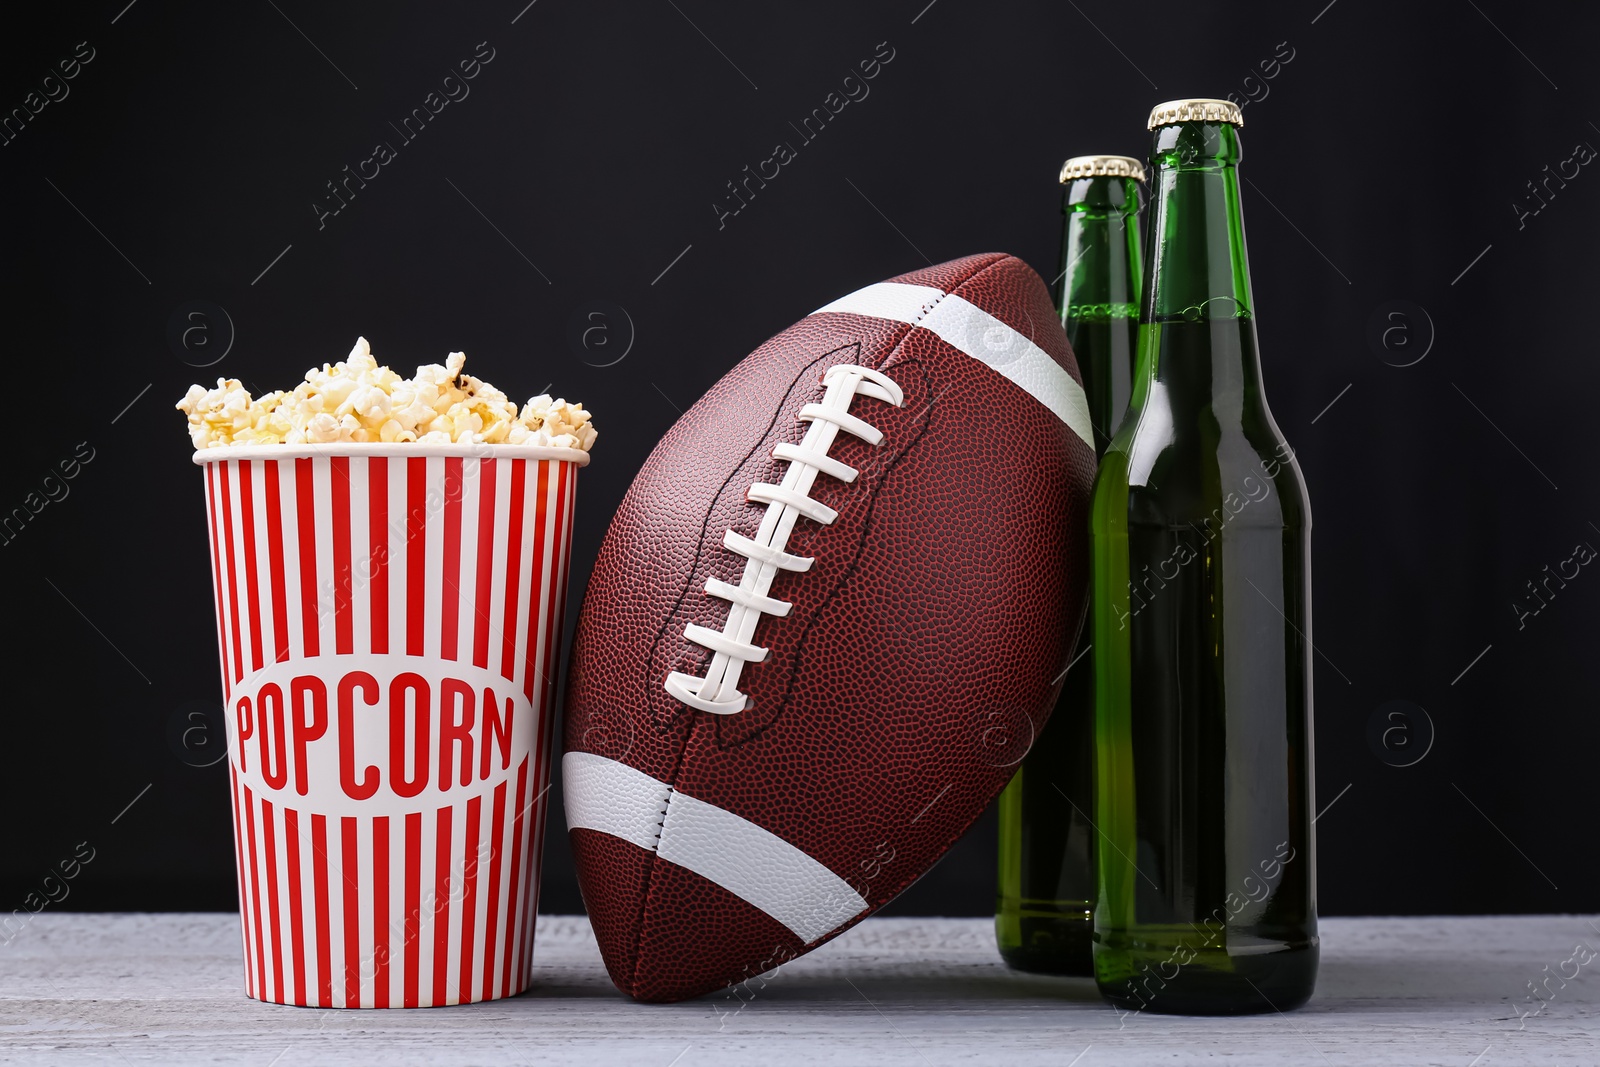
[562,253,1096,1002]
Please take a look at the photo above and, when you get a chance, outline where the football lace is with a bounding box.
[664,363,906,715]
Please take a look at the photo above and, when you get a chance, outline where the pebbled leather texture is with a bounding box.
[564,253,1096,1002]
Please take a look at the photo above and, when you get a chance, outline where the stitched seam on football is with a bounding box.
[642,343,860,709]
[733,356,933,753]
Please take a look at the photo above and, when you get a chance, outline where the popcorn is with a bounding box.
[176,337,597,452]
[509,393,598,450]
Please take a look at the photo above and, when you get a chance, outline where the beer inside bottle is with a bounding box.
[996,155,1143,976]
[1090,99,1317,1014]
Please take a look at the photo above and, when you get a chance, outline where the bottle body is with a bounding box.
[1090,112,1317,1014]
[996,166,1141,976]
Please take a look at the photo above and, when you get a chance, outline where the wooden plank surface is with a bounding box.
[2,914,1595,1065]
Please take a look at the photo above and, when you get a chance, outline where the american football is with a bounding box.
[562,252,1097,1002]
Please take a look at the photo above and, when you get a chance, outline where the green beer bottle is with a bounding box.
[996,154,1144,976]
[1091,99,1317,1014]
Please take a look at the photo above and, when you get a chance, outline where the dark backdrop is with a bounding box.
[3,0,1595,920]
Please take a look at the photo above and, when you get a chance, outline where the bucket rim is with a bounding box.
[191,442,591,466]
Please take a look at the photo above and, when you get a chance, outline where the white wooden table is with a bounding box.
[2,914,1595,1065]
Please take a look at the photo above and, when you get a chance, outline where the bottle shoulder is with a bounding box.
[1095,402,1310,530]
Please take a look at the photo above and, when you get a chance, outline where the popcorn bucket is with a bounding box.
[194,443,584,1007]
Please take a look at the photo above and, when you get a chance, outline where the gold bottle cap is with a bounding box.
[1147,98,1244,129]
[1059,155,1147,184]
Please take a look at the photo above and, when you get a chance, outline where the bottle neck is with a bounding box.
[1059,174,1142,455]
[1059,175,1142,318]
[1137,121,1262,402]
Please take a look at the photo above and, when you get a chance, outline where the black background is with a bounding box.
[3,0,1596,921]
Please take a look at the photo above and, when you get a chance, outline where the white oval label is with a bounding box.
[225,654,534,817]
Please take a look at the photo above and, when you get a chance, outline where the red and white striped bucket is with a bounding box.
[194,443,584,1007]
